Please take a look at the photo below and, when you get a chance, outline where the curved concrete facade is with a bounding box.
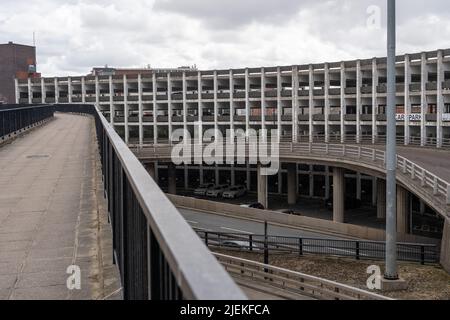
[16,49,450,148]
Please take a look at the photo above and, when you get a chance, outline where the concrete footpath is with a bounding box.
[0,113,121,300]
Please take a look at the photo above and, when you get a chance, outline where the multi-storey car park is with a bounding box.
[14,48,450,244]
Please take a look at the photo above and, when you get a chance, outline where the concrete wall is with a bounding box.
[167,194,440,245]
[440,219,450,273]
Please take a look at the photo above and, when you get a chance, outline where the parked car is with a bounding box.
[222,185,247,199]
[206,184,229,198]
[324,196,362,210]
[219,240,263,251]
[194,183,215,196]
[240,202,265,210]
[276,208,298,215]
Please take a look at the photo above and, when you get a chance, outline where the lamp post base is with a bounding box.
[380,277,408,292]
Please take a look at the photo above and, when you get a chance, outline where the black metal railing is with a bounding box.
[0,104,54,139]
[196,230,439,265]
[53,104,245,300]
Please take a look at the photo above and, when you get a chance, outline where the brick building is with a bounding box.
[0,42,40,104]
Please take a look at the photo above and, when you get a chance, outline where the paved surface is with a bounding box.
[0,113,121,300]
[372,145,450,183]
[179,207,350,239]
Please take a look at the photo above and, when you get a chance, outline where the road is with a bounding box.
[179,207,349,240]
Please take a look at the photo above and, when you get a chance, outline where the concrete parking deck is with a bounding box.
[0,113,121,300]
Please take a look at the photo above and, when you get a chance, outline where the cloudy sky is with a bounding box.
[1,0,449,76]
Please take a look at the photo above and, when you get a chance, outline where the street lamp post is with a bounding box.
[385,0,398,280]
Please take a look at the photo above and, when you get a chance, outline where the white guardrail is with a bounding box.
[130,142,450,207]
[214,253,393,300]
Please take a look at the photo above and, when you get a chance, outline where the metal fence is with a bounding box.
[54,104,245,300]
[0,104,54,139]
[196,230,439,264]
[215,253,393,300]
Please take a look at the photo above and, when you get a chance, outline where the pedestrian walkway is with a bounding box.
[0,113,121,299]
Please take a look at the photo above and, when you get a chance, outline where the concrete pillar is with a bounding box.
[145,162,156,180]
[287,163,297,205]
[68,77,72,104]
[292,66,299,142]
[404,54,411,145]
[356,60,361,144]
[396,186,409,234]
[333,167,345,223]
[168,163,177,195]
[308,65,314,143]
[41,78,46,104]
[324,63,330,143]
[420,52,427,146]
[81,77,86,104]
[437,50,444,148]
[440,219,450,273]
[152,73,158,144]
[123,74,129,144]
[340,62,346,143]
[14,78,19,104]
[27,78,32,104]
[356,172,362,200]
[372,58,378,144]
[257,163,268,209]
[419,200,426,215]
[377,179,386,219]
[138,74,143,146]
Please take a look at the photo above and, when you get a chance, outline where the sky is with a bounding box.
[1,0,449,76]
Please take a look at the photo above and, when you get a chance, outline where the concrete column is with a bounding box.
[372,177,377,207]
[54,78,59,104]
[419,200,426,214]
[340,62,346,143]
[184,166,189,190]
[40,78,45,104]
[404,54,411,145]
[246,163,251,190]
[309,167,314,197]
[324,63,330,143]
[168,163,177,195]
[167,72,172,142]
[292,66,299,142]
[182,72,188,141]
[14,78,19,104]
[198,71,203,144]
[325,169,330,200]
[356,172,362,200]
[420,52,427,146]
[152,73,158,144]
[213,70,218,135]
[257,163,268,209]
[356,60,362,144]
[377,179,386,219]
[261,67,266,142]
[146,162,156,179]
[437,50,444,148]
[81,77,86,104]
[333,167,345,223]
[308,65,314,143]
[229,70,235,138]
[440,219,450,273]
[287,163,297,205]
[123,74,129,144]
[276,67,282,140]
[138,74,143,146]
[396,186,409,234]
[27,78,32,104]
[372,58,378,144]
[109,76,114,125]
[68,77,72,104]
[245,68,250,137]
[95,76,99,107]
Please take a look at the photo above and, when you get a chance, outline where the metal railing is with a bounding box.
[214,253,393,300]
[197,230,439,264]
[0,104,54,140]
[54,104,245,300]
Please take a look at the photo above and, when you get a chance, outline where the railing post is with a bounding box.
[447,185,450,205]
[299,238,303,256]
[357,147,361,159]
[411,163,415,180]
[249,234,253,251]
[372,149,376,161]
[355,242,360,260]
[420,246,425,265]
[402,158,407,174]
[204,232,208,246]
[433,177,438,195]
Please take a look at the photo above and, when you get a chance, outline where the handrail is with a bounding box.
[0,104,54,139]
[196,230,439,264]
[214,253,393,300]
[54,104,246,300]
